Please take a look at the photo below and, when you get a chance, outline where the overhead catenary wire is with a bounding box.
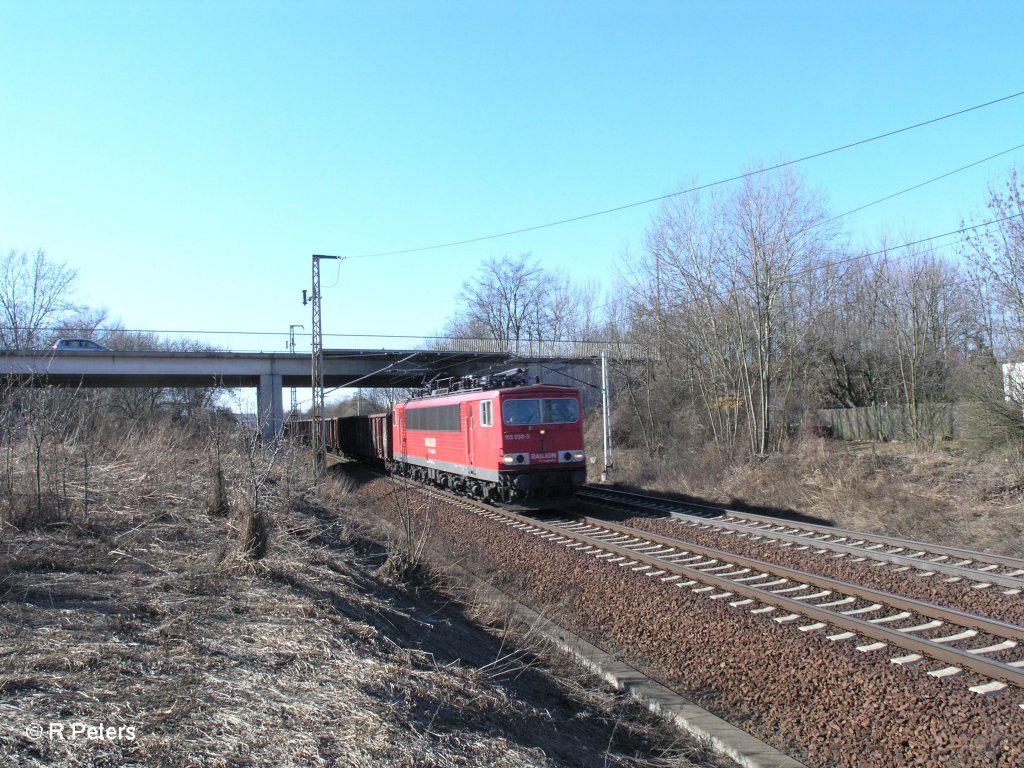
[344,89,1024,260]
[627,212,1024,325]
[269,144,1024,344]
[758,212,1024,288]
[30,126,1019,344]
[15,144,1021,356]
[289,214,1024,402]
[801,142,1024,230]
[722,141,1024,293]
[11,207,1022,347]
[587,139,1024,319]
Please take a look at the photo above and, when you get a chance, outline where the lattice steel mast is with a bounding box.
[288,324,303,421]
[305,254,342,476]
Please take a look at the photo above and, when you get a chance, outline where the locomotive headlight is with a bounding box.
[502,455,515,465]
[558,450,586,464]
[539,429,546,436]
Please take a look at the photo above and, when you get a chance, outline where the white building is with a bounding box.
[1003,362,1024,417]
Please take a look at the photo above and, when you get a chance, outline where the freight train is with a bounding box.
[287,370,588,503]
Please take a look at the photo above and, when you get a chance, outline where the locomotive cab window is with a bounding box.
[480,400,493,427]
[502,398,579,426]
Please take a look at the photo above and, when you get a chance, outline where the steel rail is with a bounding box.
[482,508,1024,689]
[576,516,1024,643]
[577,486,1024,585]
[581,491,1024,591]
[395,479,1024,688]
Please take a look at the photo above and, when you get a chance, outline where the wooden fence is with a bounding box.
[817,403,960,442]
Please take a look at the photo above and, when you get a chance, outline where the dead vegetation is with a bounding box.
[603,433,1024,557]
[10,381,1019,767]
[0,404,732,767]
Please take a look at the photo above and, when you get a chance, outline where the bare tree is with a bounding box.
[0,249,78,349]
[622,167,839,455]
[96,327,223,421]
[873,245,977,438]
[632,185,744,447]
[603,289,669,458]
[444,252,604,356]
[810,254,895,407]
[962,164,1024,353]
[55,306,110,342]
[548,274,603,340]
[728,167,839,453]
[449,254,544,349]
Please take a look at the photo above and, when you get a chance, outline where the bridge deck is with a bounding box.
[0,349,589,389]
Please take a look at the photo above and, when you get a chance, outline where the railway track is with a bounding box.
[577,485,1024,594]
[406,483,1024,707]
[361,470,1024,765]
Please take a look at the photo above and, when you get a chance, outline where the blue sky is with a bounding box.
[2,1,1023,361]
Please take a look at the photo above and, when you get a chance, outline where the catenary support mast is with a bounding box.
[288,324,303,421]
[306,254,342,476]
[601,350,613,482]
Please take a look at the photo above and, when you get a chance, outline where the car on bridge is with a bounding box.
[51,338,112,352]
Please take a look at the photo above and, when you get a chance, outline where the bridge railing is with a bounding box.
[321,334,648,360]
[1,332,652,361]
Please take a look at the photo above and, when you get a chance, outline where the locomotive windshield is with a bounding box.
[502,398,579,426]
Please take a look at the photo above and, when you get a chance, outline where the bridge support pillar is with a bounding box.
[257,373,284,441]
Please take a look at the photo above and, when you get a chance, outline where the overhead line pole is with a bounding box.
[601,350,612,483]
[305,254,342,477]
[288,324,304,421]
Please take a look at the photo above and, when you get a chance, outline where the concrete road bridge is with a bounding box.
[0,345,625,437]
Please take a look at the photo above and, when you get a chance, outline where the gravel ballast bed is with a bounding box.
[617,513,1024,628]
[367,479,1024,768]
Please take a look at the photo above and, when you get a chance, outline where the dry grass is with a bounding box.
[0,421,731,767]
[325,472,733,768]
[607,436,1024,557]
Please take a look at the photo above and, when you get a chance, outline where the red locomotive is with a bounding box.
[287,370,587,502]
